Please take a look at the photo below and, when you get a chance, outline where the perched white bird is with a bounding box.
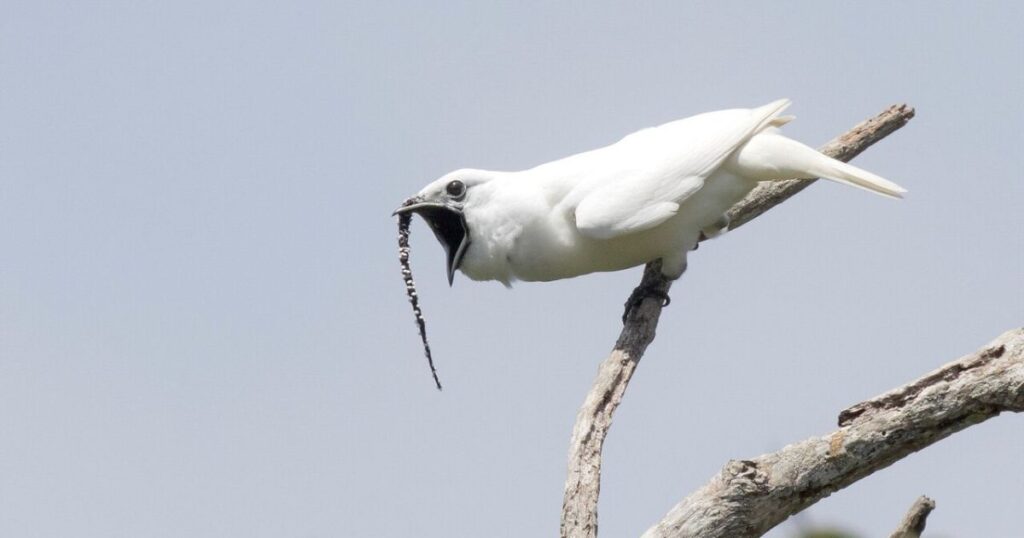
[396,99,904,295]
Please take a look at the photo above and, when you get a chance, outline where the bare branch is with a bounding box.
[643,328,1024,538]
[889,496,936,538]
[560,104,916,538]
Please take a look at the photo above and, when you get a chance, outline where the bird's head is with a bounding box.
[394,169,495,285]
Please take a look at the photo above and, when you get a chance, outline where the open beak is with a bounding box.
[394,197,470,286]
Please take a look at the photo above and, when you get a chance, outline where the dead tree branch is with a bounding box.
[560,104,916,538]
[643,328,1023,537]
[889,496,936,538]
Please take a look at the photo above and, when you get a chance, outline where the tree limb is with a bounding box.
[889,496,936,538]
[560,104,915,538]
[644,329,1023,537]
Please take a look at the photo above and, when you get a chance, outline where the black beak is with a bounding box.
[394,198,470,286]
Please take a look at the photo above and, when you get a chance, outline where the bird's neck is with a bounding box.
[459,173,548,285]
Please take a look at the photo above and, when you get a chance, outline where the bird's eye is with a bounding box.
[446,180,466,199]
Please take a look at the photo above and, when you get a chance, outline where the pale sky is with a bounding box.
[2,2,1022,537]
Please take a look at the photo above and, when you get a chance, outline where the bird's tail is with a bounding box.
[727,131,907,199]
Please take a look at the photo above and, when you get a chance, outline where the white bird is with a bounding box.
[396,99,904,310]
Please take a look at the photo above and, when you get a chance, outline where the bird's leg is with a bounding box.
[622,284,671,322]
[621,260,675,323]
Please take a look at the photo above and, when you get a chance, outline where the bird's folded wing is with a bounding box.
[573,99,791,240]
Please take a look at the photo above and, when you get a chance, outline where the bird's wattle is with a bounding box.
[400,201,470,286]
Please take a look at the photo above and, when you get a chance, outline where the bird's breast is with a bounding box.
[503,209,694,282]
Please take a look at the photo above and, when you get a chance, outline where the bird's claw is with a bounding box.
[622,284,671,323]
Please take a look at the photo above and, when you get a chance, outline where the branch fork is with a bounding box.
[557,104,1021,537]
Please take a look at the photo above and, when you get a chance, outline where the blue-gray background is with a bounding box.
[3,2,1022,537]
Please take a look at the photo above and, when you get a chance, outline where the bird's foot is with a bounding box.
[622,283,671,323]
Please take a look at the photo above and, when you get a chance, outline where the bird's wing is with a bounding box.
[572,99,792,239]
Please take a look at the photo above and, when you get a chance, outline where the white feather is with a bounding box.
[724,131,907,198]
[571,99,793,239]
[407,100,905,285]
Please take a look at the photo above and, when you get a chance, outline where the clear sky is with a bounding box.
[2,2,1022,537]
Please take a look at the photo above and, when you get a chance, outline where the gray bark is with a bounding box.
[561,104,918,538]
[889,496,936,538]
[643,329,1022,537]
